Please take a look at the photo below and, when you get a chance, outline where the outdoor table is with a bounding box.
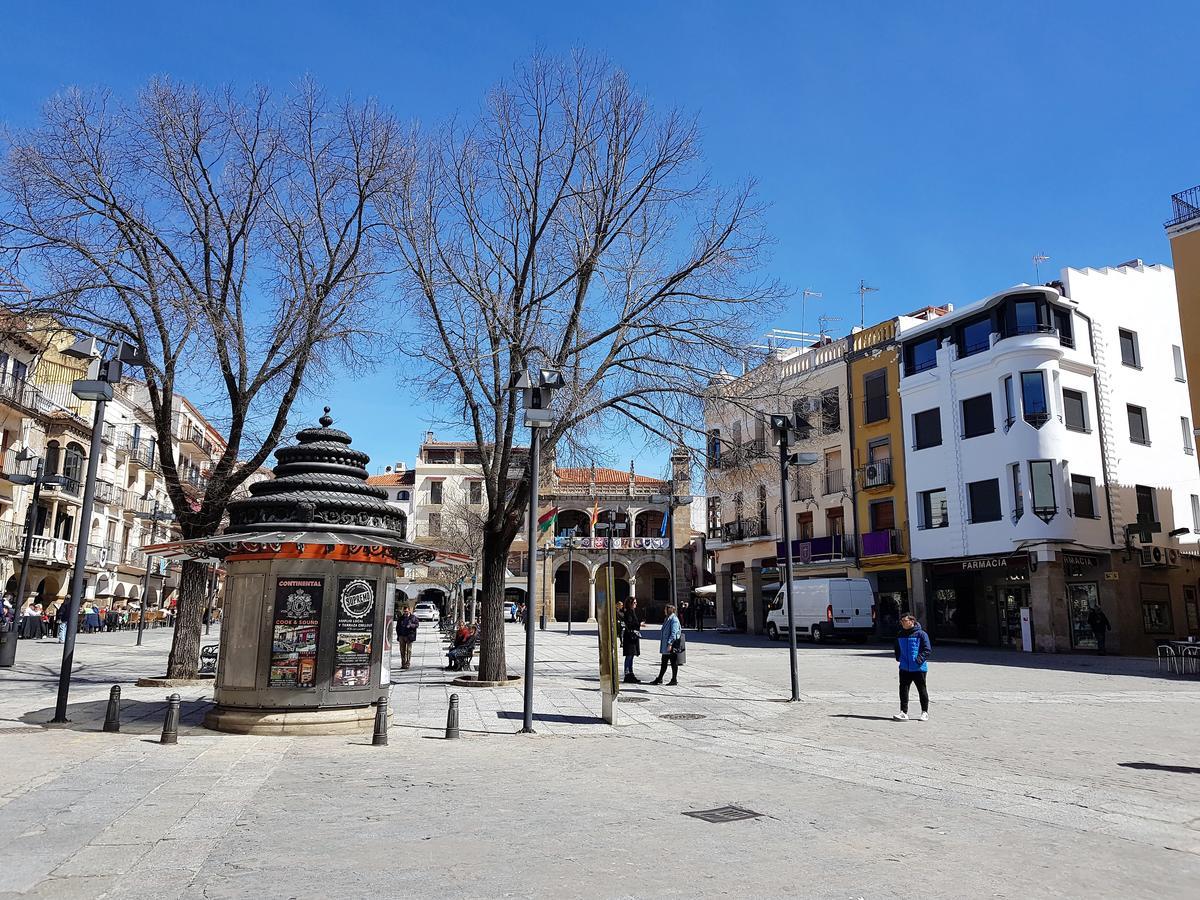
[1170,640,1200,676]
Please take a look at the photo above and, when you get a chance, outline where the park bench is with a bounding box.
[199,644,219,675]
[446,635,476,672]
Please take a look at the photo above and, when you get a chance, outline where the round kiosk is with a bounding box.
[197,409,438,735]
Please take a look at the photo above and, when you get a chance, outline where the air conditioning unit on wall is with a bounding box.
[1138,544,1181,568]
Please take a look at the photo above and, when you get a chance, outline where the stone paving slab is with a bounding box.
[1,623,1199,897]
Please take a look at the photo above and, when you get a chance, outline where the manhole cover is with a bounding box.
[618,695,650,704]
[659,712,705,721]
[682,805,763,823]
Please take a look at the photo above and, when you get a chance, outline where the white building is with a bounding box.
[899,262,1200,655]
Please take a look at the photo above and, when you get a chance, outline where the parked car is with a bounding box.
[504,601,518,622]
[414,602,440,623]
[765,577,875,642]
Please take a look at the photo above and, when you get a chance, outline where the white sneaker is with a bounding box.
[892,712,908,721]
[918,712,928,722]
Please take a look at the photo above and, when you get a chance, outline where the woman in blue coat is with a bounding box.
[650,604,682,686]
[892,613,931,721]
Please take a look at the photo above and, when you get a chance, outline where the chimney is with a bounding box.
[425,430,435,443]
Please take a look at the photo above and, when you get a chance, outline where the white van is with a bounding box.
[765,578,875,642]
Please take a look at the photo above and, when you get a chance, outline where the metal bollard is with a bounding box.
[160,693,181,745]
[371,697,388,747]
[102,685,121,733]
[445,693,460,739]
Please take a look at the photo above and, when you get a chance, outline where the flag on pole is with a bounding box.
[537,506,559,536]
[590,498,600,528]
[660,507,670,538]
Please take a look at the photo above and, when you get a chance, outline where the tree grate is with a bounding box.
[618,695,650,703]
[682,805,764,824]
[659,712,705,720]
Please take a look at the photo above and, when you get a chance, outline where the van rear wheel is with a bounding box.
[811,624,824,644]
[766,623,779,641]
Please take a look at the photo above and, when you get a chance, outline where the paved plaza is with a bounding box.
[1,623,1198,899]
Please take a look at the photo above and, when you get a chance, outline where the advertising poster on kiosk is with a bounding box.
[333,577,376,687]
[269,577,323,687]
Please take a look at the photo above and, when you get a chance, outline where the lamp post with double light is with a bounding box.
[648,491,694,628]
[770,412,818,703]
[52,337,144,723]
[593,508,626,723]
[515,368,564,734]
[0,450,64,668]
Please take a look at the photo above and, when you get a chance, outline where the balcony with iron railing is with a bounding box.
[858,459,893,489]
[0,521,23,553]
[173,412,216,456]
[781,532,855,565]
[720,517,771,543]
[859,528,903,559]
[1167,184,1200,230]
[41,474,82,498]
[95,480,127,507]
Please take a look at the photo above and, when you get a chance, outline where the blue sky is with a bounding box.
[3,1,1198,475]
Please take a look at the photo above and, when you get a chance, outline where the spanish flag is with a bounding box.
[590,498,600,528]
[537,506,559,535]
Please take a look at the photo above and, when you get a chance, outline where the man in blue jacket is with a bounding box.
[893,613,931,721]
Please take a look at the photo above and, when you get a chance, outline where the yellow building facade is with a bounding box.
[847,319,911,630]
[1167,185,1200,437]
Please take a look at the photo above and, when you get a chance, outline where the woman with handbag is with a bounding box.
[651,603,682,686]
[622,597,643,683]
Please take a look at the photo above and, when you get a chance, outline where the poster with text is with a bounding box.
[381,583,395,685]
[332,577,376,687]
[269,577,323,687]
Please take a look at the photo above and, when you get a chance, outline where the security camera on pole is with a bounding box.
[515,368,564,734]
[52,337,144,723]
[770,412,819,703]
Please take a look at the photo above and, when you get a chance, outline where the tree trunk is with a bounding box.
[165,559,208,679]
[476,527,511,681]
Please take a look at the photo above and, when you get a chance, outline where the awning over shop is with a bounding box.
[693,583,745,596]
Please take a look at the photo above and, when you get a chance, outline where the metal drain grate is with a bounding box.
[0,727,41,735]
[694,684,721,688]
[659,712,705,721]
[682,805,763,824]
[618,695,650,703]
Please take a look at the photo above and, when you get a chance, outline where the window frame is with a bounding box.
[1173,344,1186,381]
[1134,484,1156,524]
[1029,459,1057,522]
[918,487,949,530]
[820,388,841,434]
[863,369,888,423]
[1020,370,1049,427]
[1011,462,1023,522]
[1119,328,1141,369]
[966,478,1002,523]
[1062,388,1088,433]
[1053,307,1074,349]
[1127,404,1150,446]
[958,315,993,358]
[1140,583,1173,635]
[905,336,939,376]
[960,393,995,439]
[1183,417,1194,455]
[1070,474,1097,519]
[912,408,942,450]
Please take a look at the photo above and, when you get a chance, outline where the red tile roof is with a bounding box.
[554,467,668,487]
[366,470,415,486]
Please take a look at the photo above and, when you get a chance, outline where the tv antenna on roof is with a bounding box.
[1033,252,1050,283]
[800,289,822,340]
[857,280,879,328]
[818,313,842,340]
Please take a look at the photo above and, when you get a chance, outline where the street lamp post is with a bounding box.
[0,452,64,667]
[770,413,819,703]
[53,337,142,723]
[540,544,549,631]
[515,368,564,734]
[133,496,171,647]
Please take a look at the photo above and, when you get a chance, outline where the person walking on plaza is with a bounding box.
[651,603,682,686]
[893,613,931,721]
[1087,604,1112,655]
[396,605,420,670]
[622,597,642,683]
[54,602,70,643]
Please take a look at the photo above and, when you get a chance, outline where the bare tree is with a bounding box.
[385,54,782,681]
[0,79,406,677]
[427,497,486,621]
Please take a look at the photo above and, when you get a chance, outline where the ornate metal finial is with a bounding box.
[319,406,333,428]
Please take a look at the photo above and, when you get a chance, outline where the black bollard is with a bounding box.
[445,693,460,739]
[102,685,121,733]
[371,697,388,747]
[160,693,181,745]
